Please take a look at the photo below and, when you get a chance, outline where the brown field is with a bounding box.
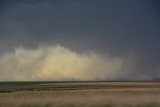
[0,82,160,107]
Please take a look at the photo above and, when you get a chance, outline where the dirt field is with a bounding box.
[0,82,160,107]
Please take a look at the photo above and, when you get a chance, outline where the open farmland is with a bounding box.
[0,82,160,107]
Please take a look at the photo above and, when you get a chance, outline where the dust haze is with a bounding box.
[0,45,133,81]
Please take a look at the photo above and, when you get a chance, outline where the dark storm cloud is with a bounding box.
[0,0,160,81]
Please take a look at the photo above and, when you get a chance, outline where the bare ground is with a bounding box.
[0,82,160,107]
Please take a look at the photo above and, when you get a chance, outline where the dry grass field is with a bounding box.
[0,82,160,107]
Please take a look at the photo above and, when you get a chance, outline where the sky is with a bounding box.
[0,0,160,81]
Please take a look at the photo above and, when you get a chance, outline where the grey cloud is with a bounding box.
[0,0,160,81]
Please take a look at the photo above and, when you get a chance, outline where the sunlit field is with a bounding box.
[0,82,160,107]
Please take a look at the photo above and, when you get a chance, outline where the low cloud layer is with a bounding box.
[0,45,131,81]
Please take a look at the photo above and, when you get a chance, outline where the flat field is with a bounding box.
[0,82,160,107]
